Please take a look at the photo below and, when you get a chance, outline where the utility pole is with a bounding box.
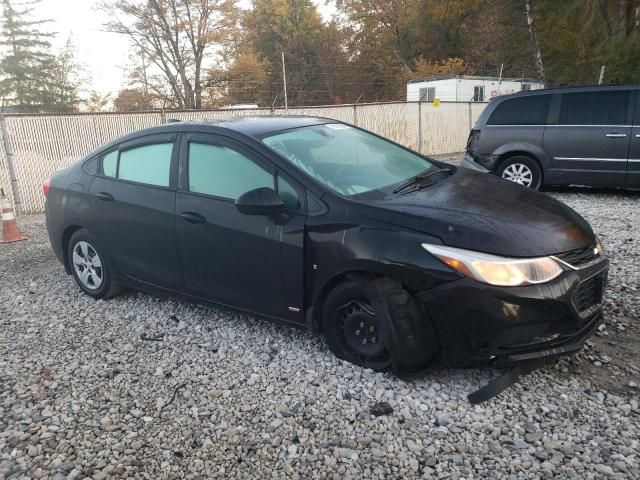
[524,0,546,84]
[281,52,288,110]
[598,66,606,85]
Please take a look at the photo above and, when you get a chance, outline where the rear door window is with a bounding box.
[118,143,173,187]
[188,142,273,200]
[487,95,551,125]
[559,91,630,125]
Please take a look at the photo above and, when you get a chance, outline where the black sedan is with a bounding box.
[45,116,608,374]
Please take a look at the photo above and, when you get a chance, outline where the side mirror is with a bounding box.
[235,187,285,215]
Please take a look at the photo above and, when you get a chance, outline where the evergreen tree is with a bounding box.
[0,0,55,111]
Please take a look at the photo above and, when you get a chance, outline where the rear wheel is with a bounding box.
[322,281,391,371]
[497,155,542,190]
[67,229,121,299]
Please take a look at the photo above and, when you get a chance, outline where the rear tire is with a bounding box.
[67,229,121,299]
[497,155,542,190]
[322,281,392,371]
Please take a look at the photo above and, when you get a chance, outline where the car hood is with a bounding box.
[361,169,594,257]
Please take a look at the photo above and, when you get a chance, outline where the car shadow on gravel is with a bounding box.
[542,185,640,197]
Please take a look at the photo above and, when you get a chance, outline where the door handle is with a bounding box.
[95,192,114,201]
[605,133,627,138]
[635,134,640,138]
[180,211,206,224]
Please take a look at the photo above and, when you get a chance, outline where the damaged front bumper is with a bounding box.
[416,256,609,368]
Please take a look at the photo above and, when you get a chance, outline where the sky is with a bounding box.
[32,0,337,97]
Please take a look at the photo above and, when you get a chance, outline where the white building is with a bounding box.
[406,75,544,102]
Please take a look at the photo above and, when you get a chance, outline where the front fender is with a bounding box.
[306,223,461,310]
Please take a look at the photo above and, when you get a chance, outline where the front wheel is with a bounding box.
[67,229,121,299]
[497,156,542,190]
[322,281,391,371]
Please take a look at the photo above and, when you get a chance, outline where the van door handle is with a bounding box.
[180,211,206,224]
[95,192,114,201]
[605,133,627,138]
[635,134,640,138]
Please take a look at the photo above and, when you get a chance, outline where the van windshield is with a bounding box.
[261,123,435,196]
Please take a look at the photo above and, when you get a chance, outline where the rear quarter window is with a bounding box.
[101,151,118,177]
[83,157,98,175]
[487,95,551,125]
[559,91,630,125]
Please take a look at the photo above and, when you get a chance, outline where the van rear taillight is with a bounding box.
[466,129,480,151]
[43,178,51,198]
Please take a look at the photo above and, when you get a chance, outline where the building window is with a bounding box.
[419,87,435,101]
[473,86,485,102]
[521,83,532,91]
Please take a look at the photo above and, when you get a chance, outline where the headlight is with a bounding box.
[422,244,564,287]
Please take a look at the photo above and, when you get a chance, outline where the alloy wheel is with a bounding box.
[501,163,533,187]
[72,241,104,290]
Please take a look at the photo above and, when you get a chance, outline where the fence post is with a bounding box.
[418,101,423,154]
[468,102,473,131]
[0,112,22,216]
[353,93,364,126]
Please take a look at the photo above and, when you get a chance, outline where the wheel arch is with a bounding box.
[491,142,550,173]
[61,225,84,274]
[307,267,406,333]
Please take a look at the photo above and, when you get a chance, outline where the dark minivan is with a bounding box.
[463,85,640,189]
[45,116,608,375]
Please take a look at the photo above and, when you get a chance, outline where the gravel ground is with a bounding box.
[1,162,639,479]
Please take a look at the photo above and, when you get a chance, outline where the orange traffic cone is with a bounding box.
[0,191,27,243]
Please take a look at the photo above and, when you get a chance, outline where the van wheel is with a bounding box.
[497,156,542,190]
[322,281,391,371]
[67,229,122,299]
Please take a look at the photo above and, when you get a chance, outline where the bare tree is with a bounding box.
[524,0,545,83]
[101,0,237,109]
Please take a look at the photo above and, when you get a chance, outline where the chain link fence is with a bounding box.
[0,100,488,214]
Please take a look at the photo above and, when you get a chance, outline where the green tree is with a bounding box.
[0,0,55,111]
[245,0,340,105]
[44,36,86,112]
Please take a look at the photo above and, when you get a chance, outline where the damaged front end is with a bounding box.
[347,248,608,402]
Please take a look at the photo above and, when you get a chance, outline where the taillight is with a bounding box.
[43,178,51,198]
[466,129,480,151]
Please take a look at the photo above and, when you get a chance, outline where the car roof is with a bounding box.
[493,84,639,102]
[85,115,337,160]
[133,115,335,139]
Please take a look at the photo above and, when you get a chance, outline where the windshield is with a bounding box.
[261,123,435,196]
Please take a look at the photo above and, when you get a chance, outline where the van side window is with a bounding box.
[118,143,173,186]
[559,91,629,125]
[487,95,550,125]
